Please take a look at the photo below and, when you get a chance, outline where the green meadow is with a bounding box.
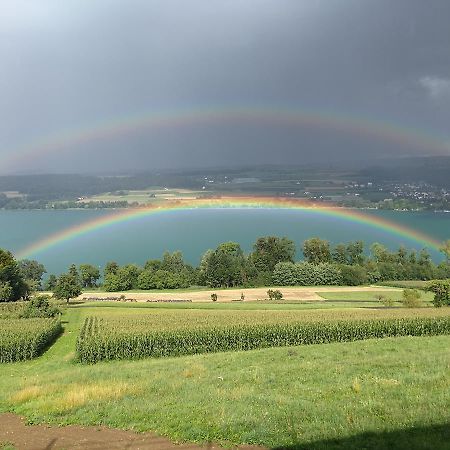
[1,300,449,449]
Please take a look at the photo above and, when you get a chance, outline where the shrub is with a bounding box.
[339,265,368,286]
[20,295,61,318]
[426,280,450,307]
[375,294,394,307]
[401,289,423,308]
[267,289,283,300]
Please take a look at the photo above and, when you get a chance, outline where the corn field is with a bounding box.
[76,314,450,363]
[0,317,62,362]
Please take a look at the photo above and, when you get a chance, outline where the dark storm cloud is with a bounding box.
[0,0,449,173]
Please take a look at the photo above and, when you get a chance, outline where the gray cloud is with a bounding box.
[0,0,449,173]
[420,76,450,100]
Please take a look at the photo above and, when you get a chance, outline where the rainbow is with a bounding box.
[16,197,442,260]
[2,106,450,171]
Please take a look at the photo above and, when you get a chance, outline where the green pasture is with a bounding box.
[318,289,435,307]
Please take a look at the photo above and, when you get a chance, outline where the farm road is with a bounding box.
[0,413,265,450]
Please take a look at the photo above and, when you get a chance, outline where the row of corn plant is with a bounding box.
[0,317,62,362]
[76,315,450,363]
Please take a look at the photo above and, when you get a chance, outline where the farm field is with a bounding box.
[1,296,449,449]
[79,285,402,303]
[80,188,204,205]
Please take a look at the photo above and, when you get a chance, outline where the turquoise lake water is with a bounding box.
[0,209,449,274]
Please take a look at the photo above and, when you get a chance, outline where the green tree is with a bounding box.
[332,243,348,264]
[339,265,368,286]
[44,274,58,291]
[144,259,162,271]
[53,273,82,304]
[439,240,450,264]
[104,261,119,276]
[302,238,331,264]
[346,241,364,265]
[160,251,186,273]
[370,243,392,263]
[79,264,100,288]
[104,264,141,291]
[202,242,247,288]
[426,280,450,307]
[251,236,295,272]
[137,270,155,290]
[0,248,27,302]
[18,259,47,288]
[0,282,13,302]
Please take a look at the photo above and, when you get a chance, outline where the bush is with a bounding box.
[267,289,283,300]
[339,265,368,286]
[401,289,423,308]
[20,295,61,318]
[426,280,450,307]
[375,294,394,307]
[272,262,342,286]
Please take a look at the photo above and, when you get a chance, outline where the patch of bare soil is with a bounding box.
[0,413,264,450]
[79,286,399,303]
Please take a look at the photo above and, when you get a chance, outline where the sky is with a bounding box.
[0,0,449,174]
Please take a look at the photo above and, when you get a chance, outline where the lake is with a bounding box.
[0,208,449,274]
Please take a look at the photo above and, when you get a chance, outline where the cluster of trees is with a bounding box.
[279,238,450,285]
[1,234,450,303]
[92,237,296,291]
[103,252,197,291]
[95,237,450,290]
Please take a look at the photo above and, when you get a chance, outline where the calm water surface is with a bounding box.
[0,209,449,274]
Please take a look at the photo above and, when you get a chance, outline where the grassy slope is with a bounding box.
[1,305,449,449]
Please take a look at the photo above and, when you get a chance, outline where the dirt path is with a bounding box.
[79,286,399,303]
[0,413,264,450]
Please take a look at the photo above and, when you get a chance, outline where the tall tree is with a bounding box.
[0,249,27,301]
[202,242,247,288]
[252,236,295,272]
[346,241,364,265]
[302,238,331,264]
[332,243,347,264]
[160,251,186,273]
[440,240,450,264]
[79,264,100,288]
[104,261,119,276]
[18,259,47,288]
[53,273,82,304]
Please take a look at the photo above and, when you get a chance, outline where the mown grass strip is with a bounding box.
[76,316,450,363]
[0,318,62,363]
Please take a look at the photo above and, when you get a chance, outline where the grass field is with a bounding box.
[1,298,449,449]
[81,188,203,205]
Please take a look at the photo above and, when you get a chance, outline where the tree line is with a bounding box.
[1,236,450,303]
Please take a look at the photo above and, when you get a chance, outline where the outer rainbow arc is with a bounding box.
[15,197,442,260]
[3,107,450,171]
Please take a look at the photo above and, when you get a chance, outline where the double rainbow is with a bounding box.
[3,106,450,171]
[16,197,443,260]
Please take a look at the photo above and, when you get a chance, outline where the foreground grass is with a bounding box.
[1,307,449,449]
